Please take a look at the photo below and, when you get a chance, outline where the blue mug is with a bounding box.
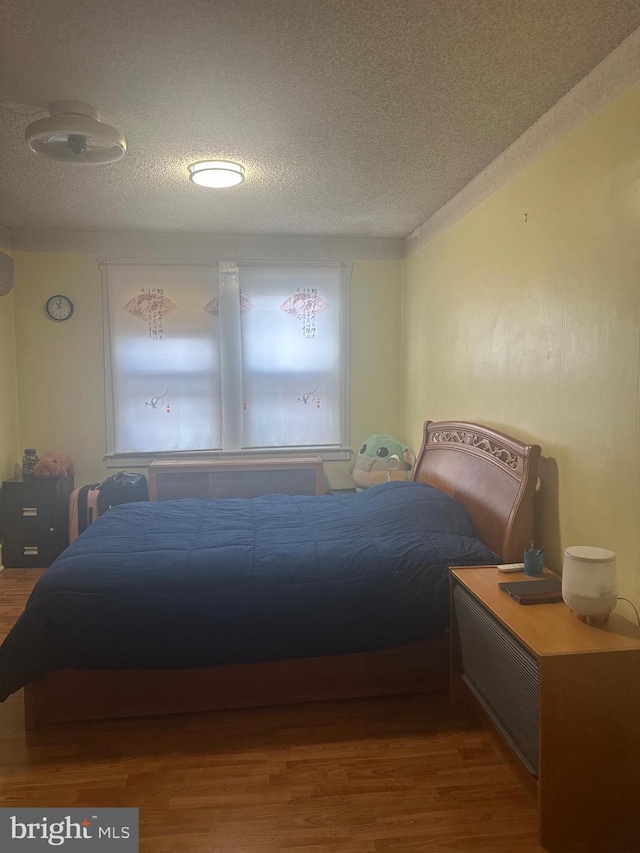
[524,549,544,577]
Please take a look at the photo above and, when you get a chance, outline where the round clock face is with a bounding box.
[45,294,74,321]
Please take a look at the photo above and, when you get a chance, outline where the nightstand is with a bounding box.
[1,476,74,568]
[450,566,640,852]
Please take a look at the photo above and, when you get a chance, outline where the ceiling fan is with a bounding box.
[23,101,126,165]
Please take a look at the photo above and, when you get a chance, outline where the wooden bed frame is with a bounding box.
[24,420,540,728]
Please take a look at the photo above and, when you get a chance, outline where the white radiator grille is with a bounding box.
[149,458,325,501]
[452,583,539,775]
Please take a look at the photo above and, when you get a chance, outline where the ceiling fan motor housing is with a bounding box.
[25,101,126,164]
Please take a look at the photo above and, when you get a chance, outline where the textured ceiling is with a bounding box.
[1,0,639,239]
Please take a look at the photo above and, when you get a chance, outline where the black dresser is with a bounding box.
[1,476,74,568]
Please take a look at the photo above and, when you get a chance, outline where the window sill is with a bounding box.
[105,447,353,469]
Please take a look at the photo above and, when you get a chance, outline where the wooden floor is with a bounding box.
[0,568,543,853]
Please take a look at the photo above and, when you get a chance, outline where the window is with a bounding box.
[102,260,350,457]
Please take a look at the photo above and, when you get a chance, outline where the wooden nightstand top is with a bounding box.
[451,566,640,658]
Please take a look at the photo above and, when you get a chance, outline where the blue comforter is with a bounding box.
[0,481,498,699]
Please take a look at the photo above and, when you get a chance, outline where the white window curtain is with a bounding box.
[102,260,350,455]
[103,262,222,453]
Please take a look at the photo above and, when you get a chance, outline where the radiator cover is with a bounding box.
[452,582,540,775]
[148,457,325,501]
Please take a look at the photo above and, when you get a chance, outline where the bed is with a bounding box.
[0,420,540,728]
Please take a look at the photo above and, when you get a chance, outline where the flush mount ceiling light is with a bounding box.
[188,160,245,188]
[25,101,126,165]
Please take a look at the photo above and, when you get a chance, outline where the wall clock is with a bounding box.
[45,294,74,322]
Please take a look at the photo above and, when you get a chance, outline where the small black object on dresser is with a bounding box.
[1,476,74,567]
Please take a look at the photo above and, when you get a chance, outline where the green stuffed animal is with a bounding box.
[352,433,414,490]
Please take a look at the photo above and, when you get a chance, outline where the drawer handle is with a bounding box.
[22,507,38,517]
[23,546,39,556]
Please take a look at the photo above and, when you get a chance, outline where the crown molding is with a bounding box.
[406,25,640,257]
[9,228,404,261]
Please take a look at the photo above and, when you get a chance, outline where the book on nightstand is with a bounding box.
[498,578,563,604]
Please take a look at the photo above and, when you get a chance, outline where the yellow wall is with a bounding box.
[350,259,402,452]
[13,254,402,488]
[0,262,20,481]
[402,84,640,610]
[14,254,106,484]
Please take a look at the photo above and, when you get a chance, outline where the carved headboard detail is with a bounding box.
[431,430,519,471]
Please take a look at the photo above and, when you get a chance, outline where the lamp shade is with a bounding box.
[188,160,244,188]
[562,546,617,623]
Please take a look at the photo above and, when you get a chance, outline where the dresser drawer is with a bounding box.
[1,476,74,567]
[3,537,64,568]
[3,498,58,528]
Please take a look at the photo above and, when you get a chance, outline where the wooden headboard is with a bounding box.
[413,421,541,563]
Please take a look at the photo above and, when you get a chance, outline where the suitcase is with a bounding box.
[68,483,101,543]
[97,472,148,515]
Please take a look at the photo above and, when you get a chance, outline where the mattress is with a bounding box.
[0,481,498,699]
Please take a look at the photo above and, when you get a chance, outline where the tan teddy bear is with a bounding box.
[33,451,75,479]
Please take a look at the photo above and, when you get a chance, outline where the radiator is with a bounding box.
[148,457,325,501]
